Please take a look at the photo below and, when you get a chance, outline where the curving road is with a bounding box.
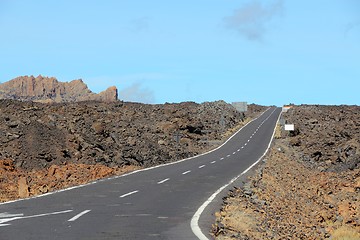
[0,107,281,240]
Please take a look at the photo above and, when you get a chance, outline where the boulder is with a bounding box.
[18,177,29,198]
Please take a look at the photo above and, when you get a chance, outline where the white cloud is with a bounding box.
[119,82,155,103]
[129,17,150,32]
[224,0,283,41]
[345,20,360,38]
[84,73,176,103]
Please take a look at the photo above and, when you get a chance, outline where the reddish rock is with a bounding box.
[0,159,15,171]
[18,177,29,198]
[97,86,118,102]
[0,75,118,102]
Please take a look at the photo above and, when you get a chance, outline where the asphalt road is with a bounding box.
[0,107,281,240]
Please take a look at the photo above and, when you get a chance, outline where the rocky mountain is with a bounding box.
[0,75,118,102]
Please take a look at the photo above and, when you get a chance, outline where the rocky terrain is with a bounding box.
[0,75,118,102]
[214,105,360,239]
[0,98,265,202]
[284,105,360,172]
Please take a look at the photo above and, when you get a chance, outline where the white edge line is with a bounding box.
[0,108,272,206]
[68,210,91,222]
[120,190,139,198]
[190,107,281,240]
[157,178,170,184]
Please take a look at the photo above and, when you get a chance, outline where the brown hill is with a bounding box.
[0,75,118,102]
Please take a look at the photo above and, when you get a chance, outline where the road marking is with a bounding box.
[237,149,240,152]
[244,143,247,146]
[158,216,168,219]
[220,157,224,160]
[0,210,73,227]
[157,178,170,184]
[136,213,152,217]
[210,161,216,164]
[226,155,231,158]
[241,146,244,149]
[250,135,252,138]
[68,210,91,222]
[198,165,205,169]
[0,213,24,218]
[247,139,250,142]
[120,190,139,198]
[191,107,281,240]
[182,170,191,175]
[233,152,236,155]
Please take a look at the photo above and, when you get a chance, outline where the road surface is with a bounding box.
[0,107,281,240]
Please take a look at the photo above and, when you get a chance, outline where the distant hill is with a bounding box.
[0,75,118,102]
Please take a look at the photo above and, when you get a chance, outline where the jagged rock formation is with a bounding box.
[0,75,118,102]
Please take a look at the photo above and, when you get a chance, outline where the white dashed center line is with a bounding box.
[68,210,91,222]
[120,190,139,198]
[210,161,216,164]
[198,165,205,169]
[233,152,236,155]
[237,149,240,152]
[220,157,224,160]
[227,155,231,158]
[157,178,170,184]
[244,143,247,146]
[182,170,191,175]
[135,213,151,217]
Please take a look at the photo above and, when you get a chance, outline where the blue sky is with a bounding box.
[0,0,359,106]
